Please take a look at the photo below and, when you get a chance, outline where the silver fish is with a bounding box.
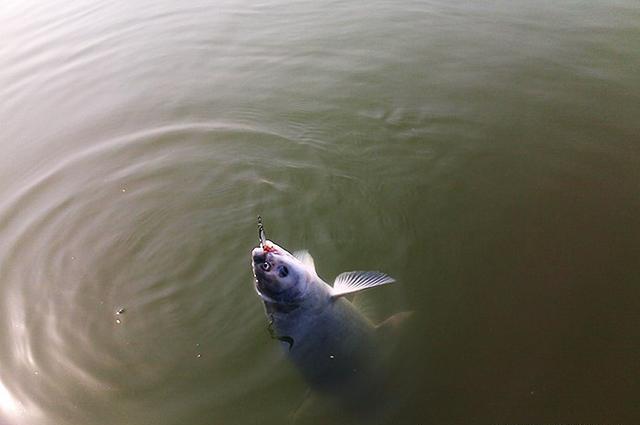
[250,235,403,417]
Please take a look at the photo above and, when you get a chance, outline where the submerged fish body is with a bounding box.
[251,239,397,410]
[268,286,378,392]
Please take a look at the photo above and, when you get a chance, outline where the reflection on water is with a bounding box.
[1,0,639,424]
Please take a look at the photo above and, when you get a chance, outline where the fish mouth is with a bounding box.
[251,248,273,283]
[252,248,273,273]
[252,248,287,302]
[252,248,267,265]
[252,243,286,270]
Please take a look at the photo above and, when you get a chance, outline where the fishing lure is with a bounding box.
[257,216,276,252]
[258,215,266,246]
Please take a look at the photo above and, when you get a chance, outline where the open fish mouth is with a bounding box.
[251,250,274,285]
[252,249,272,273]
[252,245,287,272]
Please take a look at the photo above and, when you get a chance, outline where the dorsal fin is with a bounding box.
[292,250,317,277]
[330,271,395,299]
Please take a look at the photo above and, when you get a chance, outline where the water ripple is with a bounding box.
[0,121,319,425]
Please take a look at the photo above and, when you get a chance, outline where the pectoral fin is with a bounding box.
[276,335,294,351]
[330,271,395,299]
[267,314,295,351]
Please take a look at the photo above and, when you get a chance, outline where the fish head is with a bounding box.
[251,240,310,304]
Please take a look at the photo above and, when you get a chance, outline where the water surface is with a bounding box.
[1,0,639,424]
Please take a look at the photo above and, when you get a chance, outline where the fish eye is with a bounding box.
[278,265,289,278]
[261,262,271,271]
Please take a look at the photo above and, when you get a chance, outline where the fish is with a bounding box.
[250,220,405,419]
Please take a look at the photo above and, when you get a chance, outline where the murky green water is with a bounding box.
[1,0,639,424]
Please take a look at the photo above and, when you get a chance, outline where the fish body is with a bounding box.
[267,286,378,392]
[251,239,396,407]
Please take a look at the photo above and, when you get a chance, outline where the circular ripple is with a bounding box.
[0,122,310,425]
